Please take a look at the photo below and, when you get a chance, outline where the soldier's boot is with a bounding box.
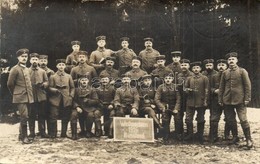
[241,123,253,149]
[47,119,51,136]
[21,124,32,144]
[184,123,193,141]
[50,121,58,139]
[28,119,35,140]
[60,121,68,138]
[95,119,102,137]
[197,122,205,144]
[78,118,85,137]
[162,120,170,143]
[230,122,239,144]
[224,122,231,140]
[70,122,78,140]
[209,121,219,143]
[85,118,94,138]
[175,121,184,141]
[18,125,22,141]
[108,119,114,139]
[38,119,49,138]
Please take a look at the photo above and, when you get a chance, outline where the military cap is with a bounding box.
[39,55,48,59]
[217,59,227,64]
[132,56,142,62]
[139,74,152,81]
[164,73,174,78]
[16,48,29,56]
[71,40,81,46]
[99,74,110,79]
[180,59,190,64]
[190,61,202,67]
[225,52,238,59]
[120,37,130,42]
[156,55,166,61]
[121,73,131,78]
[171,51,182,57]
[203,59,214,64]
[30,53,40,58]
[100,56,116,64]
[77,50,88,56]
[56,59,66,64]
[78,74,89,80]
[144,37,154,42]
[96,35,106,42]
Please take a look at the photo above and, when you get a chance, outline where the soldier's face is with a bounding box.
[56,63,66,71]
[106,60,114,67]
[180,63,190,71]
[78,55,87,64]
[157,60,165,67]
[144,41,153,48]
[80,78,89,87]
[164,76,174,84]
[143,78,152,86]
[121,41,129,49]
[30,57,39,67]
[217,63,227,72]
[227,57,238,66]
[39,59,48,67]
[172,56,181,63]
[97,40,106,48]
[205,63,214,71]
[132,59,141,68]
[192,66,201,74]
[17,54,28,64]
[122,77,131,84]
[100,77,110,85]
[72,45,80,52]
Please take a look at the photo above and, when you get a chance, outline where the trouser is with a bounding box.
[85,110,102,136]
[102,105,111,135]
[17,103,30,139]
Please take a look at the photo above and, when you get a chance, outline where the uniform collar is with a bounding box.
[106,67,114,71]
[57,71,65,76]
[18,63,26,68]
[30,66,39,70]
[97,47,106,52]
[79,63,88,68]
[193,73,202,78]
[229,65,239,71]
[145,48,153,52]
[132,68,141,73]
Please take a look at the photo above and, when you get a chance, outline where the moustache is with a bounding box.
[133,64,138,67]
[107,64,112,66]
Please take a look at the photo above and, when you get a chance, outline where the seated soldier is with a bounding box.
[73,75,102,138]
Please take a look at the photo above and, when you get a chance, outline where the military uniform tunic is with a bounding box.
[139,48,160,73]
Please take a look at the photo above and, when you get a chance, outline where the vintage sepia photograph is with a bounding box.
[0,0,260,163]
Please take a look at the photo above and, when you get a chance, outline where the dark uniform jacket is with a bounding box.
[89,47,113,71]
[41,67,54,78]
[70,63,97,84]
[114,85,140,109]
[125,68,147,80]
[202,69,218,104]
[96,84,115,106]
[185,73,209,108]
[139,48,160,73]
[29,66,48,102]
[154,84,181,111]
[73,86,99,112]
[114,48,136,75]
[7,63,34,104]
[48,71,75,107]
[166,62,182,75]
[66,51,79,73]
[151,66,173,78]
[99,68,119,80]
[218,66,251,105]
[138,86,156,109]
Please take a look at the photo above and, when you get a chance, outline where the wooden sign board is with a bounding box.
[113,117,154,142]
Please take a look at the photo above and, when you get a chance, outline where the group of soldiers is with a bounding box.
[6,35,253,149]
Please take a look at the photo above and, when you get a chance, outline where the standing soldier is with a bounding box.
[48,59,75,138]
[219,52,253,149]
[113,37,136,75]
[184,61,209,144]
[166,51,182,75]
[125,56,147,80]
[28,53,49,139]
[89,35,114,74]
[39,55,54,78]
[139,37,160,73]
[65,40,81,73]
[154,74,181,143]
[138,74,163,137]
[7,48,34,144]
[99,56,119,81]
[96,74,116,136]
[176,59,194,140]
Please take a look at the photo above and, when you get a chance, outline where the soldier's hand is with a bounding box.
[161,107,166,113]
[172,109,178,114]
[131,108,138,116]
[219,102,223,106]
[76,107,83,113]
[108,104,114,110]
[42,83,48,89]
[214,89,219,94]
[244,101,249,105]
[151,104,156,109]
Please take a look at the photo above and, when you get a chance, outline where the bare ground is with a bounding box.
[0,108,260,164]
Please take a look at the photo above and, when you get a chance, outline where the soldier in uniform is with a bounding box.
[73,76,101,138]
[154,74,181,142]
[89,35,114,74]
[48,59,75,138]
[139,37,160,73]
[96,74,116,136]
[219,52,253,149]
[176,59,194,140]
[125,56,147,80]
[184,61,209,144]
[65,40,81,73]
[7,48,33,144]
[113,37,136,75]
[138,74,162,137]
[28,53,49,139]
[99,56,119,81]
[166,51,182,75]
